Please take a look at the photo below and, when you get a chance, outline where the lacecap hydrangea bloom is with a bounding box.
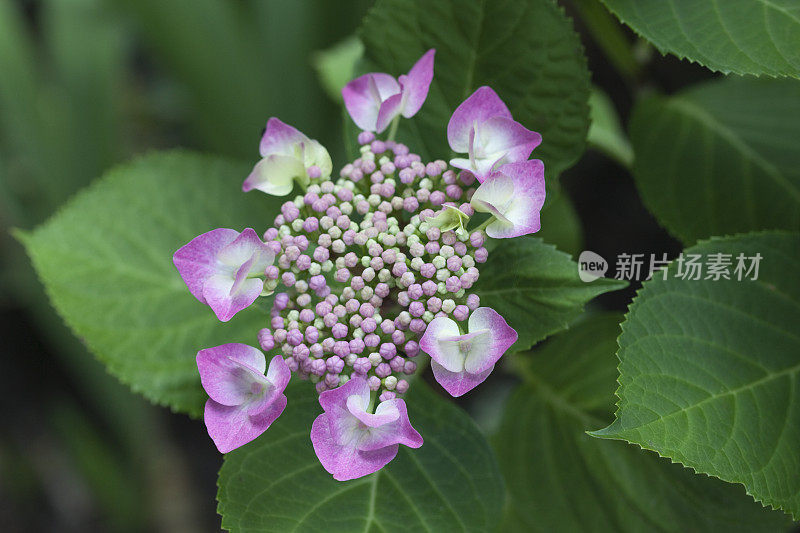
[173,49,545,481]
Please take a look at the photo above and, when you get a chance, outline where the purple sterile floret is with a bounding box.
[310,377,422,481]
[419,307,517,397]
[197,343,289,453]
[173,228,274,322]
[470,159,546,238]
[447,87,541,182]
[342,50,435,133]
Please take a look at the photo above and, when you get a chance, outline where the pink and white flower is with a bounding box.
[470,160,546,239]
[243,118,332,196]
[197,344,289,453]
[447,86,541,182]
[310,376,422,481]
[342,49,435,133]
[419,307,517,397]
[173,228,274,321]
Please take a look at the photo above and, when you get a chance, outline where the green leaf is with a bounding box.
[535,191,584,259]
[217,381,504,533]
[474,238,626,352]
[572,0,642,82]
[20,151,281,416]
[629,77,800,244]
[360,0,590,178]
[313,35,364,102]
[588,86,633,168]
[600,0,800,78]
[496,313,791,532]
[592,231,800,519]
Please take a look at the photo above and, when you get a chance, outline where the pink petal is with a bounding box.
[197,343,267,406]
[485,196,541,238]
[447,86,511,153]
[319,375,370,414]
[376,92,404,133]
[218,228,274,273]
[342,73,401,132]
[463,308,517,374]
[472,161,546,239]
[347,395,399,428]
[265,354,291,393]
[259,117,307,157]
[242,154,305,195]
[173,228,239,303]
[398,49,435,118]
[205,394,286,453]
[357,399,423,452]
[431,360,494,398]
[202,274,263,322]
[470,172,515,219]
[311,411,398,481]
[418,316,464,372]
[239,356,290,416]
[479,116,541,167]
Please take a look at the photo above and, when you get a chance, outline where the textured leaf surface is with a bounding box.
[474,238,626,352]
[593,232,800,518]
[21,151,280,416]
[360,0,590,178]
[217,382,504,533]
[630,77,800,244]
[496,313,791,531]
[601,0,800,77]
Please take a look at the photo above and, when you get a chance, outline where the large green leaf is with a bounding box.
[600,0,800,78]
[360,0,590,178]
[21,151,281,416]
[496,313,791,532]
[217,381,504,533]
[474,238,626,352]
[629,77,800,244]
[592,232,800,519]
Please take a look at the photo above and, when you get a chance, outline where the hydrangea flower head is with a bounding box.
[175,61,547,479]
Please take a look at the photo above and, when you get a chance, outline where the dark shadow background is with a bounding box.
[0,0,740,531]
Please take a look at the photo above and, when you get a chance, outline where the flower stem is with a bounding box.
[386,115,401,142]
[474,216,495,233]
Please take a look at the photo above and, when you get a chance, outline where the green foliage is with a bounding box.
[592,232,800,519]
[360,0,591,178]
[600,0,800,78]
[108,0,368,161]
[313,36,364,102]
[21,151,281,416]
[536,192,584,258]
[0,0,125,227]
[588,86,633,168]
[572,0,642,82]
[496,313,791,531]
[217,382,504,533]
[474,238,626,352]
[629,77,800,244]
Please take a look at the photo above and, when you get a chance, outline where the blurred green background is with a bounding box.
[0,1,371,530]
[0,0,718,531]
